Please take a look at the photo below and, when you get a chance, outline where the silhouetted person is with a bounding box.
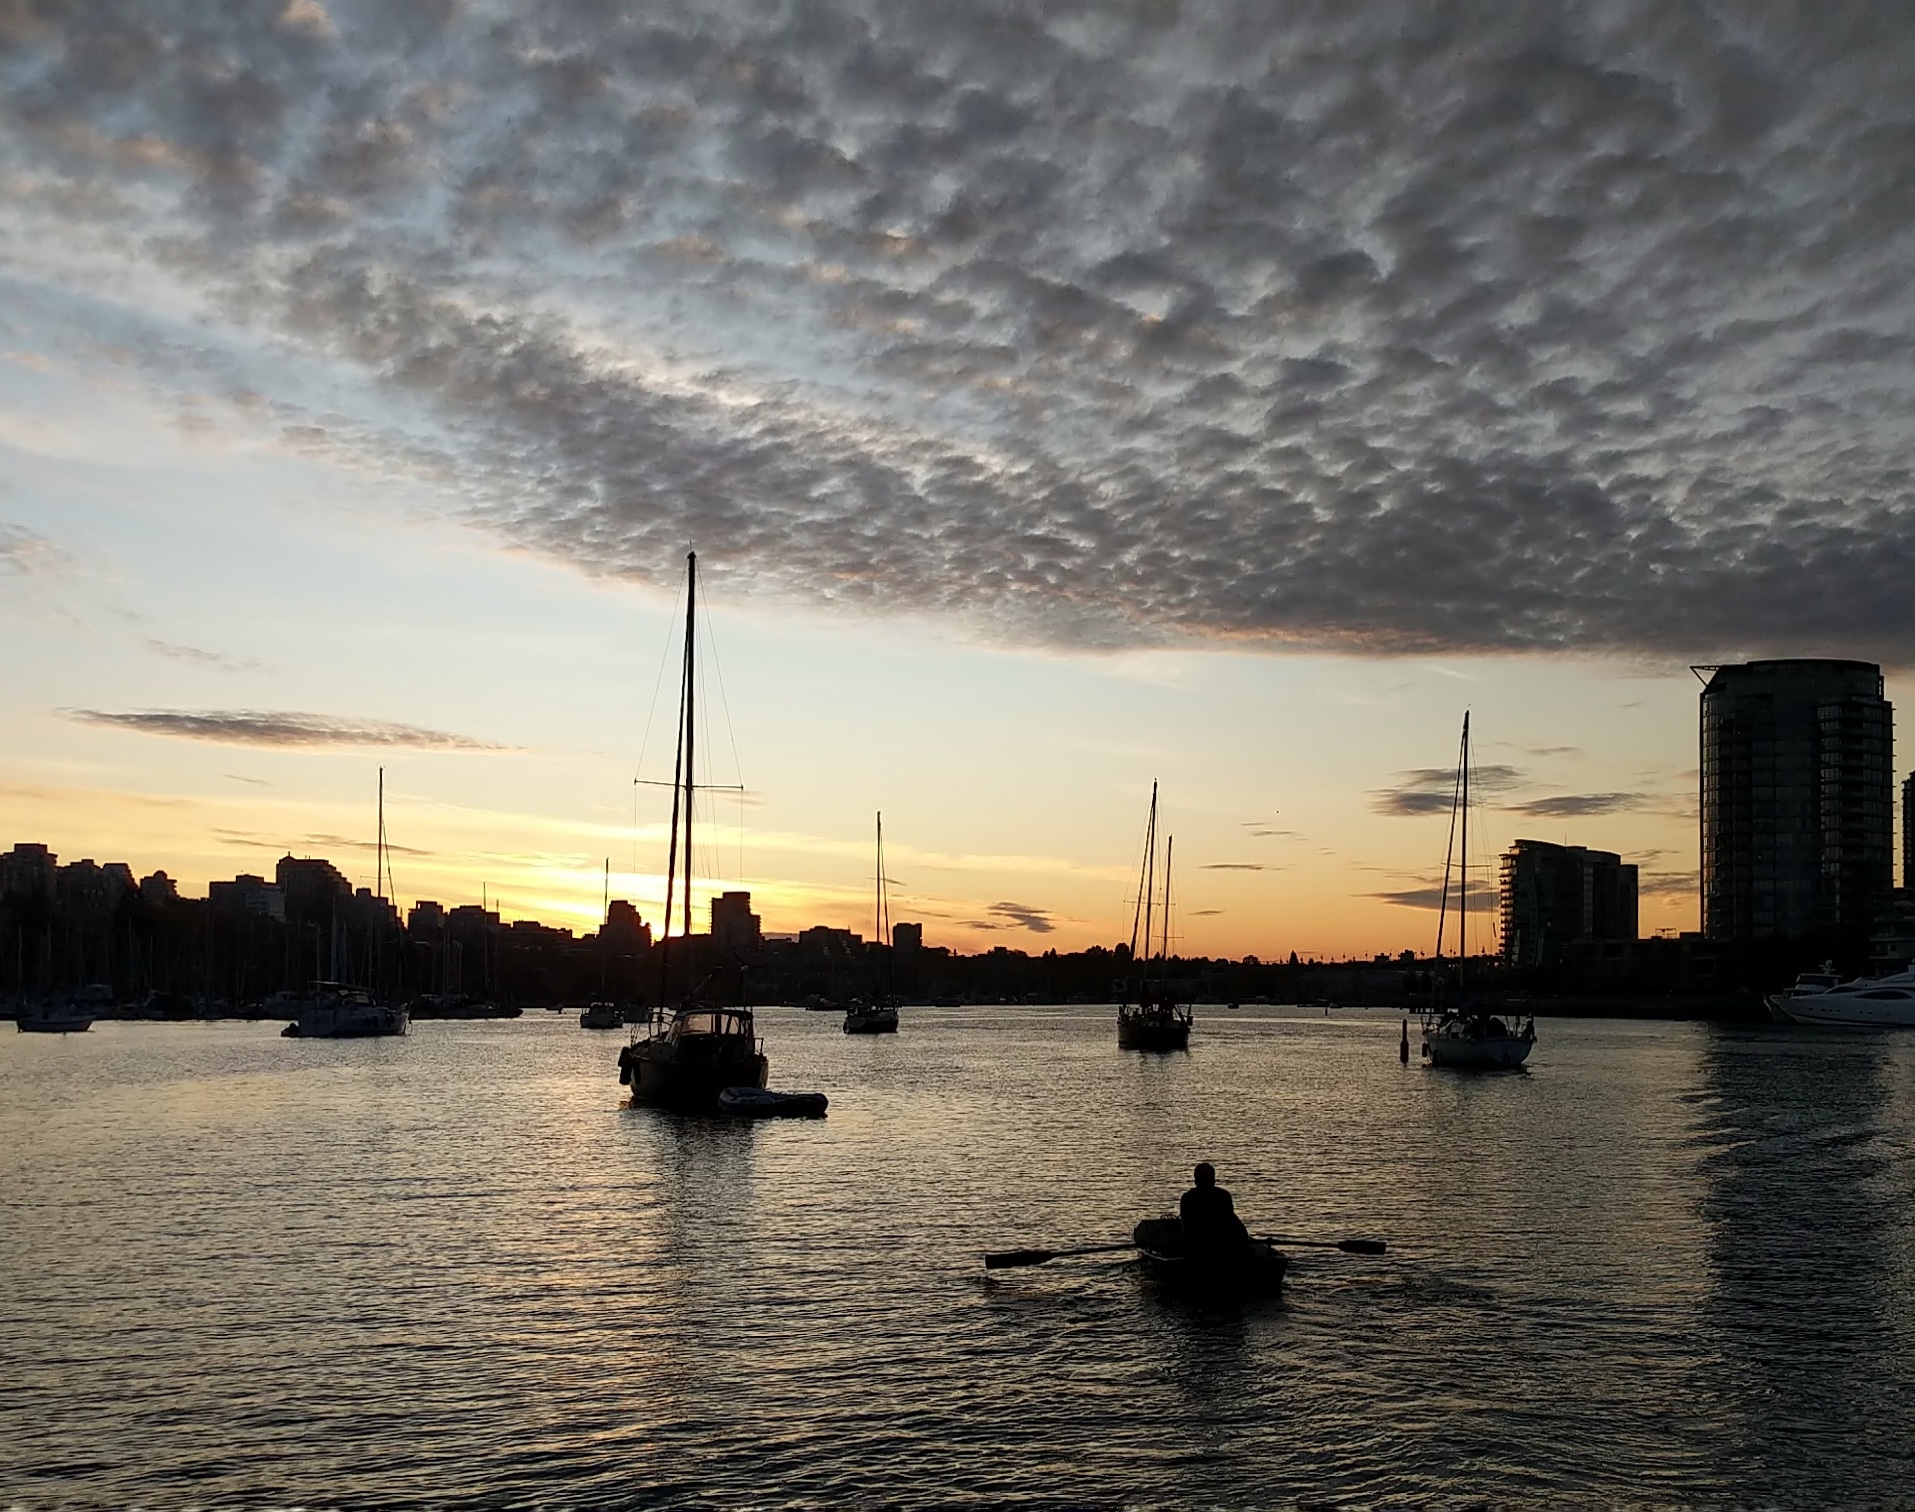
[1180,1161,1249,1253]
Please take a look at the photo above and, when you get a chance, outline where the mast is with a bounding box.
[1459,710,1471,972]
[876,811,892,996]
[1140,783,1159,978]
[658,552,697,1011]
[683,551,697,945]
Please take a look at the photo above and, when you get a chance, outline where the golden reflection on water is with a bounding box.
[4,1008,1913,1504]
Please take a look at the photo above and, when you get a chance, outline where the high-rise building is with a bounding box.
[1700,659,1894,940]
[710,891,760,953]
[892,921,923,953]
[1499,840,1638,968]
[1904,770,1914,890]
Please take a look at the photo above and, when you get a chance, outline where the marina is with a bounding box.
[5,1006,1913,1505]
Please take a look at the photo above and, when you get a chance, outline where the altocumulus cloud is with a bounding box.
[68,709,505,751]
[5,4,1915,656]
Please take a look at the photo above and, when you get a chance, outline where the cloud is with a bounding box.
[1371,764,1526,817]
[145,639,272,674]
[0,522,68,577]
[1372,883,1497,912]
[1504,792,1647,819]
[973,900,1057,934]
[67,709,505,750]
[1636,872,1698,898]
[6,7,1915,658]
[1201,862,1275,871]
[1191,908,1224,916]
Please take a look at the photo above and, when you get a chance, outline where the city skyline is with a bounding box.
[5,4,1915,956]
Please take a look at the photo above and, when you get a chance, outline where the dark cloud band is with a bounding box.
[67,709,504,751]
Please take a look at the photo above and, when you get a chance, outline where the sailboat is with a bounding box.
[1420,712,1534,1070]
[1117,782,1192,1051]
[581,858,622,1028]
[616,552,768,1109]
[844,811,901,1034]
[282,769,408,1039]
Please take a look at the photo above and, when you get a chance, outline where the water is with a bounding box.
[5,1007,1913,1507]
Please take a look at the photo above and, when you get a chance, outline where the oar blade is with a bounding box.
[984,1248,1055,1270]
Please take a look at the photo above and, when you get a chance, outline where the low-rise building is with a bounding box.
[208,874,287,922]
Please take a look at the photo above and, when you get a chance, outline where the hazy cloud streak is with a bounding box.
[68,709,506,751]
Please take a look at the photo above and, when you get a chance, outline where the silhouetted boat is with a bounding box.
[1767,966,1915,1027]
[15,1006,95,1034]
[845,812,900,1035]
[1420,712,1534,1070]
[618,551,768,1110]
[1117,782,1192,1051]
[1131,1217,1287,1296]
[579,1001,622,1029]
[279,983,408,1039]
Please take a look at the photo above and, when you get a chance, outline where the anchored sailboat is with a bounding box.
[616,552,768,1108]
[1117,782,1192,1051]
[1420,712,1534,1070]
[844,811,901,1034]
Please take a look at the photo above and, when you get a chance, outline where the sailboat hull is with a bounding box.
[843,1006,899,1034]
[1424,1031,1533,1070]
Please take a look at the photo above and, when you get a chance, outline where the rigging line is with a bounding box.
[1127,782,1156,960]
[632,569,688,877]
[698,580,747,889]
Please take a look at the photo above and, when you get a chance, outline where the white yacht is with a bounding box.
[280,983,409,1039]
[1766,967,1915,1028]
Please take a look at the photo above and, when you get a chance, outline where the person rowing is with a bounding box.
[1179,1161,1251,1255]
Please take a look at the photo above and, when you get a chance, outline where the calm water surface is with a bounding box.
[5,1007,1913,1508]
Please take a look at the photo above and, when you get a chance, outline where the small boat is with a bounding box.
[1419,712,1533,1071]
[15,1008,95,1034]
[845,813,901,1034]
[1131,1217,1287,1297]
[716,1085,828,1118]
[1767,966,1915,1027]
[1424,1005,1535,1069]
[280,982,408,1039]
[843,1002,899,1033]
[1116,782,1192,1051]
[579,1001,623,1030]
[620,551,771,1112]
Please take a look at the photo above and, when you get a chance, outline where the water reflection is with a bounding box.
[1696,1028,1908,1500]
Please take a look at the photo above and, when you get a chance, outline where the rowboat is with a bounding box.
[1131,1217,1287,1296]
[716,1086,828,1118]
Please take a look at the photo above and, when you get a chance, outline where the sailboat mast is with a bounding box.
[1141,783,1159,972]
[1460,710,1471,966]
[658,552,696,1008]
[683,551,697,944]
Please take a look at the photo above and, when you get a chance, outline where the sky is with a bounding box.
[2,1,1911,959]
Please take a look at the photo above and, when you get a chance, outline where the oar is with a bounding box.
[983,1241,1135,1270]
[1258,1235,1388,1255]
